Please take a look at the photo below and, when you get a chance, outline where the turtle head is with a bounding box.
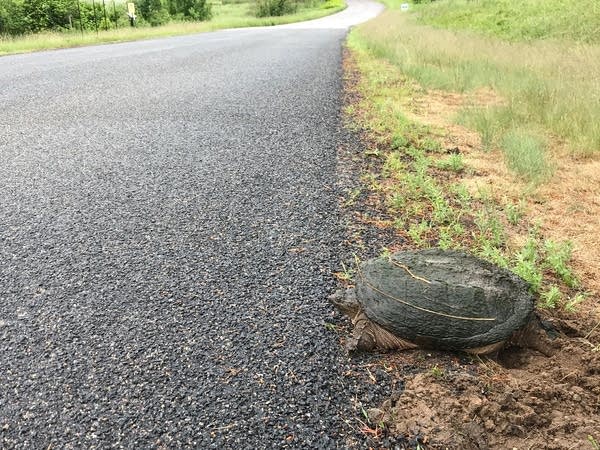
[329,288,361,319]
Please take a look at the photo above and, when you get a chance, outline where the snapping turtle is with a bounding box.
[330,249,555,355]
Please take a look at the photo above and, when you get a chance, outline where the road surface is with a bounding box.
[0,1,385,447]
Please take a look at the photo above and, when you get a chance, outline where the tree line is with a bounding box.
[0,0,212,35]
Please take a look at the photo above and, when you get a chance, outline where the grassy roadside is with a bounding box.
[352,10,600,159]
[341,4,600,446]
[343,5,596,313]
[0,0,344,56]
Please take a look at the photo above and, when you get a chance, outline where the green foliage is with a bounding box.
[435,153,464,173]
[501,129,553,184]
[564,292,586,313]
[138,0,169,25]
[504,199,524,225]
[543,239,579,287]
[478,241,509,269]
[167,0,212,20]
[408,220,431,247]
[255,0,296,17]
[512,237,543,292]
[0,0,25,35]
[540,285,561,309]
[415,0,600,44]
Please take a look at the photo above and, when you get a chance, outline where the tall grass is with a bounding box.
[350,11,600,158]
[415,0,600,44]
[0,0,344,56]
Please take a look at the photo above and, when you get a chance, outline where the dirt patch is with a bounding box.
[371,335,600,449]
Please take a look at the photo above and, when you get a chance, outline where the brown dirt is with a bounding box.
[340,48,600,450]
[368,336,600,449]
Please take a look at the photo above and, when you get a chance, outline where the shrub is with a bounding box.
[255,0,296,17]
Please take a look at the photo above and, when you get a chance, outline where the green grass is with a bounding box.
[500,129,553,184]
[0,0,345,56]
[414,0,600,44]
[349,7,600,157]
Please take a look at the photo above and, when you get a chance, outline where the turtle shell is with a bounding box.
[356,249,535,351]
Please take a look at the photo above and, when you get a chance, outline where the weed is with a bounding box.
[334,262,354,283]
[421,137,443,153]
[540,285,562,309]
[430,365,444,378]
[588,435,600,450]
[408,220,431,247]
[504,199,525,225]
[436,153,465,172]
[437,227,457,250]
[380,247,392,259]
[324,322,339,332]
[564,292,587,313]
[344,188,362,207]
[451,183,471,208]
[474,209,505,247]
[543,240,579,288]
[391,132,410,149]
[512,238,543,292]
[501,129,553,184]
[393,217,406,230]
[383,152,406,178]
[478,241,509,269]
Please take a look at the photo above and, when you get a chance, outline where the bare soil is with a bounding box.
[340,49,600,449]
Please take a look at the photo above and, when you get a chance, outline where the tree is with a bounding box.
[21,0,77,32]
[138,0,170,25]
[0,0,26,35]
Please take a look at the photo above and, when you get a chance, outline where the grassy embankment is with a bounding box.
[0,0,344,55]
[344,0,600,317]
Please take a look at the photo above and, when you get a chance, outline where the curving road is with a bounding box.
[0,1,384,448]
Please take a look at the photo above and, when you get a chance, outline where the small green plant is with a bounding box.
[393,217,406,230]
[335,262,354,283]
[588,435,600,450]
[474,209,505,247]
[540,285,561,309]
[504,199,525,225]
[391,132,410,149]
[512,238,543,292]
[564,292,587,313]
[437,227,456,250]
[543,239,579,288]
[501,129,553,184]
[384,151,406,177]
[478,241,509,269]
[436,153,465,172]
[451,183,471,209]
[422,137,443,153]
[430,365,444,378]
[408,220,431,247]
[344,188,362,207]
[324,322,339,332]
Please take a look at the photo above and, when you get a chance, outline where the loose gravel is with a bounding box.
[0,9,397,449]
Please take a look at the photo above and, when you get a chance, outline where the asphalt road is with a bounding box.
[0,1,385,448]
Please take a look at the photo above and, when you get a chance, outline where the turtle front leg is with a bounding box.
[348,311,418,353]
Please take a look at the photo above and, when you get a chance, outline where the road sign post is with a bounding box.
[127,3,136,27]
